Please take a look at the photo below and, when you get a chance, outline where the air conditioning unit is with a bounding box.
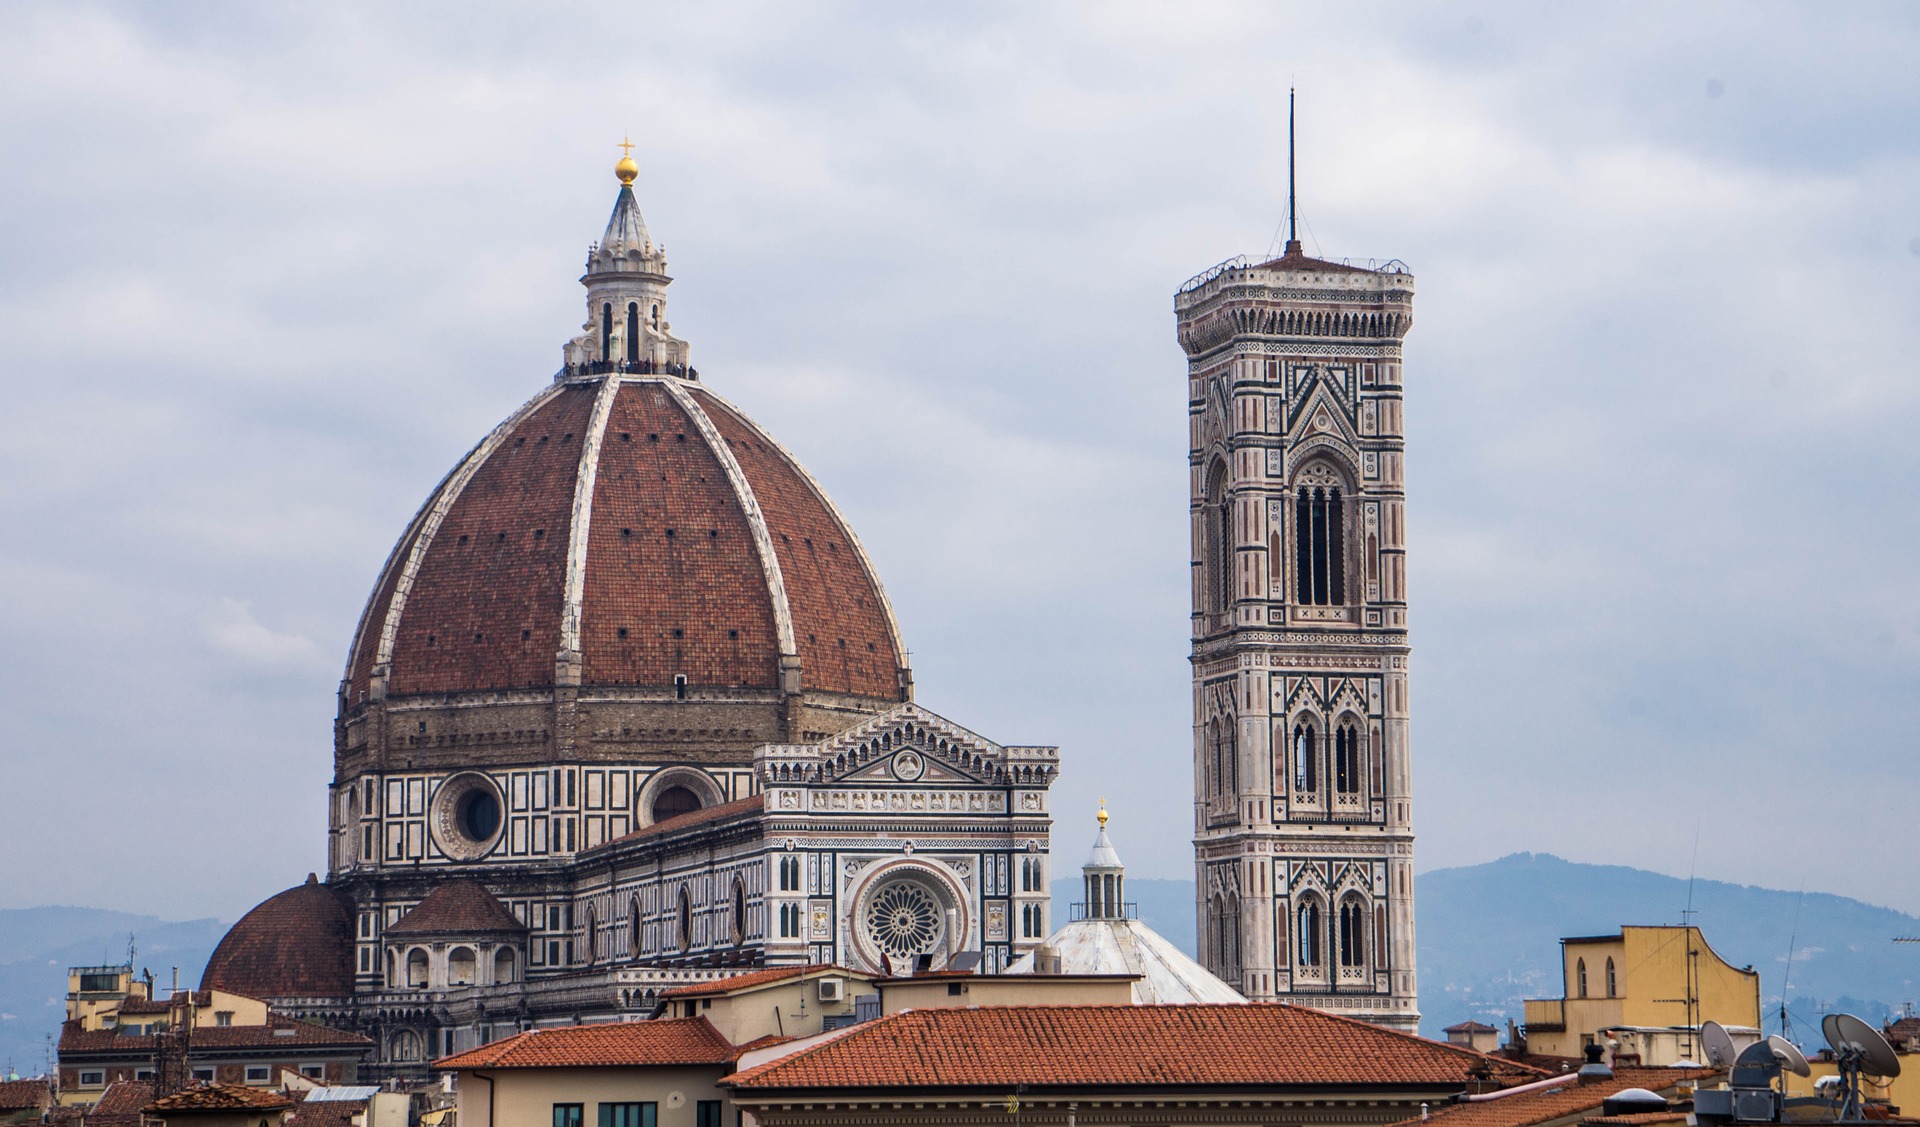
[817,977,845,1002]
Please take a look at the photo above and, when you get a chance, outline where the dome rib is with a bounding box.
[369,382,567,691]
[557,375,625,670]
[663,378,798,660]
[690,386,910,693]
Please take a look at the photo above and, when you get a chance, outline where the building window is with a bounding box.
[1606,957,1617,998]
[779,902,802,938]
[494,947,516,984]
[215,1011,234,1026]
[1294,483,1346,605]
[244,1066,270,1084]
[78,1071,104,1087]
[135,1070,154,1082]
[601,1104,655,1127]
[678,886,693,951]
[696,1102,723,1127]
[1292,721,1318,792]
[600,303,612,360]
[191,1068,214,1083]
[625,303,639,363]
[778,855,802,891]
[1338,899,1367,969]
[554,1103,584,1127]
[1298,900,1321,968]
[731,879,747,946]
[1576,957,1588,998]
[1334,718,1361,795]
[1206,462,1232,617]
[301,1065,325,1079]
[449,946,477,984]
[407,948,429,989]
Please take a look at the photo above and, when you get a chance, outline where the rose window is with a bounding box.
[864,879,943,960]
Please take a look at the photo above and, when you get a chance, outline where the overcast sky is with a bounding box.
[2,2,1917,924]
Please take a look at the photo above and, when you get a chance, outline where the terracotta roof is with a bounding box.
[87,1080,155,1127]
[61,1016,372,1055]
[433,1017,734,1070]
[287,1098,367,1127]
[147,1084,297,1112]
[661,964,854,998]
[1254,245,1381,275]
[727,1004,1544,1091]
[346,377,908,706]
[386,881,526,936]
[1384,1067,1719,1127]
[1447,1021,1500,1033]
[1581,1115,1690,1126]
[591,794,765,852]
[117,997,174,1015]
[201,877,355,999]
[0,1077,52,1110]
[728,1035,795,1062]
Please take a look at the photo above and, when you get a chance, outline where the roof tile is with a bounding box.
[433,1017,734,1071]
[1383,1067,1719,1127]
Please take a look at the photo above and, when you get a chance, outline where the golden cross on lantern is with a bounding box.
[618,135,635,159]
[1097,797,1108,826]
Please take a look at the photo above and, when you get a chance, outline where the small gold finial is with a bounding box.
[1097,798,1108,827]
[615,135,638,185]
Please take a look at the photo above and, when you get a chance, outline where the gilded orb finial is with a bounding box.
[1097,798,1108,827]
[615,135,638,185]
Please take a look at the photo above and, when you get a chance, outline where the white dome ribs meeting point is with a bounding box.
[661,377,798,662]
[365,383,567,695]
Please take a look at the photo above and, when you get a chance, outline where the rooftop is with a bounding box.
[1384,1067,1719,1127]
[660,964,855,998]
[146,1084,298,1113]
[61,1015,373,1055]
[727,1004,1543,1091]
[386,880,526,936]
[433,1017,735,1070]
[0,1078,52,1111]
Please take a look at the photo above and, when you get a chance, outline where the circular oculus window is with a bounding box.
[430,772,505,861]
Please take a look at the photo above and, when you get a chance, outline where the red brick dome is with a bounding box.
[341,376,908,709]
[202,876,354,1000]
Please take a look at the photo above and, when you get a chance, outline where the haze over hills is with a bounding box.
[1059,853,1920,1039]
[4,851,1914,1072]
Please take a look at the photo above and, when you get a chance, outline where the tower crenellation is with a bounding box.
[1175,233,1420,1030]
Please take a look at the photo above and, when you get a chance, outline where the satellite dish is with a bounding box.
[1826,1013,1902,1079]
[1702,1020,1738,1068]
[1767,1035,1811,1078]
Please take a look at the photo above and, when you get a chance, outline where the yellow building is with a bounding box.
[1521,926,1760,1064]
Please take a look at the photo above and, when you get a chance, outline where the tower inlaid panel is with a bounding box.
[1175,240,1419,1031]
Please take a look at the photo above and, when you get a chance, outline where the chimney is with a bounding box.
[1577,1042,1615,1083]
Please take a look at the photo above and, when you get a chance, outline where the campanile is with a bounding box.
[1174,223,1419,1031]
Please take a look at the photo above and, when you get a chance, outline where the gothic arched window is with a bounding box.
[600,302,613,361]
[1295,480,1346,605]
[625,302,639,362]
[1606,956,1617,997]
[1298,899,1322,968]
[1293,720,1318,792]
[1338,898,1366,968]
[1334,717,1361,795]
[731,879,747,946]
[1576,957,1588,998]
[677,886,693,952]
[1205,462,1232,619]
[584,906,598,966]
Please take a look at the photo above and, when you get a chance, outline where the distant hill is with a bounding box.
[1066,853,1920,1039]
[8,852,1912,1068]
[0,907,223,1076]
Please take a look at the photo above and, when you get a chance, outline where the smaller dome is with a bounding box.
[201,875,354,999]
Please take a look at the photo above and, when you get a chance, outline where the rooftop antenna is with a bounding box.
[1286,87,1301,255]
[1780,890,1804,1040]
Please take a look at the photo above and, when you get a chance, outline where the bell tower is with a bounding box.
[1173,104,1419,1030]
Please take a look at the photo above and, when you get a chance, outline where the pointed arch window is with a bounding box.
[1292,720,1318,792]
[1334,717,1362,796]
[1606,956,1617,997]
[1298,899,1322,968]
[1295,482,1346,605]
[1205,462,1232,619]
[1576,957,1588,998]
[1338,898,1366,969]
[601,302,613,361]
[625,303,640,362]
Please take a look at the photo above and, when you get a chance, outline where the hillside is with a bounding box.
[1061,853,1920,1039]
[0,907,223,1075]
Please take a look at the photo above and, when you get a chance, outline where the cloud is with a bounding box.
[203,598,324,669]
[0,0,1917,921]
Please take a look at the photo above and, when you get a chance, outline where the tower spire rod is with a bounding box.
[1287,87,1300,253]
